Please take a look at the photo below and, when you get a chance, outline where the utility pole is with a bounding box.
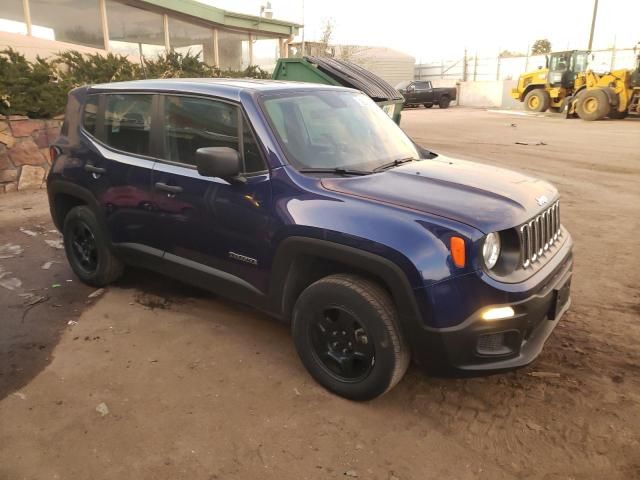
[588,0,598,51]
[300,0,305,57]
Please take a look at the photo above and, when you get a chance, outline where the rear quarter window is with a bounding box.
[82,95,99,136]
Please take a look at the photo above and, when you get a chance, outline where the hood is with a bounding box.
[321,156,558,233]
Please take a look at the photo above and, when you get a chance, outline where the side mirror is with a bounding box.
[196,147,241,180]
[407,85,415,92]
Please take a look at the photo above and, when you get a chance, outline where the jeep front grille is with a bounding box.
[519,202,561,268]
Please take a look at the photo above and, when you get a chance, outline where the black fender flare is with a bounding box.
[47,179,106,234]
[267,236,427,347]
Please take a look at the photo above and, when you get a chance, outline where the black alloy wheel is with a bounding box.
[309,306,375,382]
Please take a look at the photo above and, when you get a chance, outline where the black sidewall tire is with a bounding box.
[438,96,451,108]
[292,275,407,401]
[423,103,433,108]
[524,89,550,112]
[63,206,123,287]
[576,89,610,121]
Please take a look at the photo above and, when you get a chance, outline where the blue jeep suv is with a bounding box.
[47,79,573,400]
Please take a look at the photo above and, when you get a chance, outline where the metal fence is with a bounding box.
[415,47,639,83]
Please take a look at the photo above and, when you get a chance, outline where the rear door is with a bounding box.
[413,81,431,103]
[81,92,158,250]
[150,94,272,293]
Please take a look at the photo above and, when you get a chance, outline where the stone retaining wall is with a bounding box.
[0,115,62,194]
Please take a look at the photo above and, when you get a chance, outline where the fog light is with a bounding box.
[481,306,515,321]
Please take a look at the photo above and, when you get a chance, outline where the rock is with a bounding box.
[0,132,15,148]
[344,470,359,477]
[34,127,61,148]
[41,261,54,269]
[95,402,110,416]
[10,119,44,138]
[0,120,8,132]
[0,150,12,169]
[4,182,17,193]
[40,147,51,164]
[18,165,46,191]
[0,169,18,183]
[9,140,46,167]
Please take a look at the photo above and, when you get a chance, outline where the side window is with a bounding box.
[414,81,428,90]
[104,94,152,156]
[163,95,238,166]
[242,119,266,173]
[82,95,99,136]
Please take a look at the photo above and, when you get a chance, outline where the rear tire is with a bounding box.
[63,206,124,287]
[438,96,451,108]
[524,89,550,112]
[576,88,610,121]
[291,274,410,401]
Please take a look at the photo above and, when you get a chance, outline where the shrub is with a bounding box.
[0,48,272,118]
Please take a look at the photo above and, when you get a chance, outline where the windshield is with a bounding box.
[262,91,420,172]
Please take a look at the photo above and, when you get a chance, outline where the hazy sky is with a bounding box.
[201,0,640,62]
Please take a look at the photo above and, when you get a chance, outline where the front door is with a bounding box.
[150,95,272,293]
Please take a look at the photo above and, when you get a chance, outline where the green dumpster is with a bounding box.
[272,56,404,125]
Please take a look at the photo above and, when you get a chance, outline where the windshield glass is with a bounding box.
[262,91,419,172]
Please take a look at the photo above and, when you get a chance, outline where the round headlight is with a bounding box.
[482,232,501,269]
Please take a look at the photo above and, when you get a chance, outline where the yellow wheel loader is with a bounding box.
[567,51,640,121]
[511,50,590,112]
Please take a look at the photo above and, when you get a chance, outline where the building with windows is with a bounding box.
[0,0,300,71]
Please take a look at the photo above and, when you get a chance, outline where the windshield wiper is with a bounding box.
[373,157,418,172]
[299,167,371,176]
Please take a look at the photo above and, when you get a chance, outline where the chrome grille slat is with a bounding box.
[519,201,561,269]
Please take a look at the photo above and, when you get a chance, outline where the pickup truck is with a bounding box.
[396,80,457,108]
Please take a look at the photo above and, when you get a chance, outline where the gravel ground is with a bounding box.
[0,107,639,479]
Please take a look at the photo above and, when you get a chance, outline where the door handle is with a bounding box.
[154,182,183,194]
[84,164,106,174]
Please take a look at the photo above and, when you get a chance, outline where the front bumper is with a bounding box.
[414,232,573,371]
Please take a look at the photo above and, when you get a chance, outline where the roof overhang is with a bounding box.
[130,0,301,37]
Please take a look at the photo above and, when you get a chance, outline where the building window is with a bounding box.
[252,37,279,72]
[106,0,165,58]
[0,0,26,35]
[162,95,238,167]
[168,16,215,65]
[104,94,153,157]
[218,29,250,70]
[29,0,103,48]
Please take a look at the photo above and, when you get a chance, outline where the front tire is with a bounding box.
[576,88,610,121]
[524,89,550,112]
[291,274,409,401]
[63,206,124,287]
[423,103,433,108]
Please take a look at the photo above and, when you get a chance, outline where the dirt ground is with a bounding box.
[1,108,639,480]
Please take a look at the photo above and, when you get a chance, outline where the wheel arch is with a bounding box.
[268,237,425,330]
[48,180,104,232]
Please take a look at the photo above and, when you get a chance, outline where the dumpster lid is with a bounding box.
[304,56,403,102]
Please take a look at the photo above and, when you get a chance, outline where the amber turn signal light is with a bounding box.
[450,236,466,268]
